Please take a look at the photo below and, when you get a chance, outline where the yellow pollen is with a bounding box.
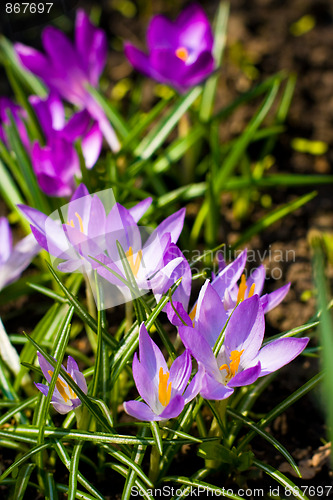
[125,246,142,277]
[48,370,77,402]
[237,274,248,303]
[66,212,84,233]
[219,349,244,379]
[175,46,189,62]
[158,367,172,407]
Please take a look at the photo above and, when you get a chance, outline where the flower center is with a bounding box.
[158,367,172,407]
[67,212,84,233]
[219,349,244,380]
[48,370,77,403]
[175,46,189,62]
[125,246,142,277]
[236,274,255,303]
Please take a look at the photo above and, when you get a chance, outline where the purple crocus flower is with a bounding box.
[0,97,30,151]
[211,249,291,314]
[35,352,88,414]
[0,217,40,291]
[124,323,203,421]
[15,10,119,152]
[29,93,102,197]
[179,295,309,401]
[169,249,291,329]
[125,4,215,94]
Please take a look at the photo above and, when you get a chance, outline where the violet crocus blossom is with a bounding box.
[15,10,119,152]
[0,217,40,291]
[0,97,30,151]
[18,185,191,308]
[29,93,102,197]
[124,323,203,421]
[35,352,87,414]
[211,249,290,314]
[125,3,215,93]
[179,295,309,401]
[168,249,290,330]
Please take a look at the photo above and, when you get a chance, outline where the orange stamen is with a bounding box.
[125,246,142,277]
[175,46,189,62]
[248,283,256,298]
[237,274,247,303]
[48,370,76,402]
[158,367,172,407]
[66,212,84,233]
[219,349,244,379]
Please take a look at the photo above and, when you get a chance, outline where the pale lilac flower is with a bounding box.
[35,352,87,414]
[15,10,119,151]
[125,3,215,93]
[0,217,40,291]
[18,185,190,307]
[179,295,309,400]
[124,323,203,421]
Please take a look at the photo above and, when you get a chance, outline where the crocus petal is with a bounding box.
[146,15,177,51]
[37,352,54,383]
[176,4,214,52]
[179,326,220,380]
[73,370,88,394]
[195,280,228,348]
[128,198,153,223]
[32,139,79,197]
[67,355,79,374]
[124,43,156,80]
[166,300,192,327]
[52,401,74,414]
[227,362,261,388]
[132,352,158,412]
[75,9,108,86]
[223,296,265,366]
[149,48,189,92]
[246,265,266,297]
[29,93,65,137]
[177,51,215,89]
[81,121,103,168]
[183,363,205,404]
[258,337,309,377]
[146,208,185,248]
[71,183,90,202]
[123,400,159,421]
[169,350,192,394]
[42,27,87,102]
[212,249,247,300]
[62,109,91,141]
[138,323,168,384]
[35,382,49,397]
[159,394,185,420]
[0,217,12,264]
[260,283,291,314]
[15,43,53,84]
[200,372,234,401]
[105,203,141,262]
